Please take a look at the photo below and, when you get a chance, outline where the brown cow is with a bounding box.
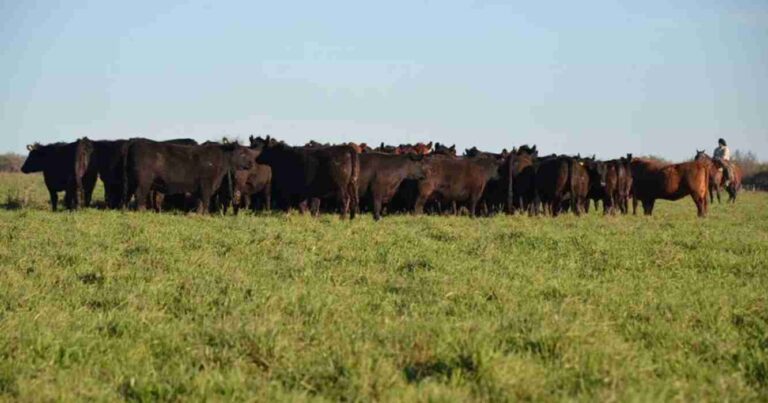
[358,153,427,220]
[631,157,710,217]
[508,145,538,214]
[414,155,501,217]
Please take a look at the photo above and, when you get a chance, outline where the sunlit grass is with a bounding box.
[1,173,767,401]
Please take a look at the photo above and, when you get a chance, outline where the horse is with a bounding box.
[694,150,741,204]
[630,156,710,217]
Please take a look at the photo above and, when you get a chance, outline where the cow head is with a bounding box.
[21,143,47,173]
[406,154,428,180]
[464,146,480,157]
[585,159,607,188]
[226,144,255,171]
[509,148,537,177]
[377,142,397,153]
[413,142,432,155]
[433,143,456,156]
[249,135,280,149]
[396,144,415,155]
[347,142,363,153]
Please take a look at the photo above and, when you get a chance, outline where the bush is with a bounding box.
[0,153,24,173]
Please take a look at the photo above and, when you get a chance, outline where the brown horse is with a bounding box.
[694,150,741,203]
[630,157,710,217]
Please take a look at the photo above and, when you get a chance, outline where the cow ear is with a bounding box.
[26,144,33,151]
[532,145,537,152]
[450,145,455,151]
[426,141,433,149]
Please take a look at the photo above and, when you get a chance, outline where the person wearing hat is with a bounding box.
[713,138,732,186]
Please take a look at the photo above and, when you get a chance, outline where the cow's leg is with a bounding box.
[414,194,428,215]
[198,188,214,215]
[64,190,76,210]
[633,197,638,215]
[311,198,322,217]
[153,192,164,213]
[298,199,309,214]
[373,195,383,221]
[469,196,481,218]
[337,188,350,219]
[134,185,150,212]
[264,187,271,212]
[641,199,654,216]
[49,190,58,211]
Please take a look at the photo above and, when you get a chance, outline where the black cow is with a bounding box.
[215,160,272,215]
[533,155,576,216]
[432,143,457,157]
[358,153,427,220]
[249,136,359,219]
[617,154,633,214]
[583,157,607,214]
[89,138,199,209]
[21,138,96,211]
[508,145,538,214]
[234,164,272,214]
[124,141,254,213]
[414,155,501,217]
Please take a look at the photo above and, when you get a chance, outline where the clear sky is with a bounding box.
[1,0,766,161]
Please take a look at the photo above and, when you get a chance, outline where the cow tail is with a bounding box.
[227,167,235,214]
[74,138,92,208]
[122,142,130,209]
[348,147,359,218]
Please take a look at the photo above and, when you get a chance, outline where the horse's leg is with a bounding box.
[692,194,705,217]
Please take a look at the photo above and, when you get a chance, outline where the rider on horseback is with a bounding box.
[713,138,733,186]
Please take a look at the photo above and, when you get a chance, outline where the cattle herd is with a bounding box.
[20,136,742,219]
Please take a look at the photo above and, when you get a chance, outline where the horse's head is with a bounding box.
[694,149,709,161]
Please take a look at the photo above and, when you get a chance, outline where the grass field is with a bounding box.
[1,172,767,401]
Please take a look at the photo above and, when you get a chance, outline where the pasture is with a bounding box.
[1,172,767,401]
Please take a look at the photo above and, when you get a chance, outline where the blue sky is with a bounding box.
[1,0,766,161]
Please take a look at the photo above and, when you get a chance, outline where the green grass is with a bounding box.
[1,173,767,401]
